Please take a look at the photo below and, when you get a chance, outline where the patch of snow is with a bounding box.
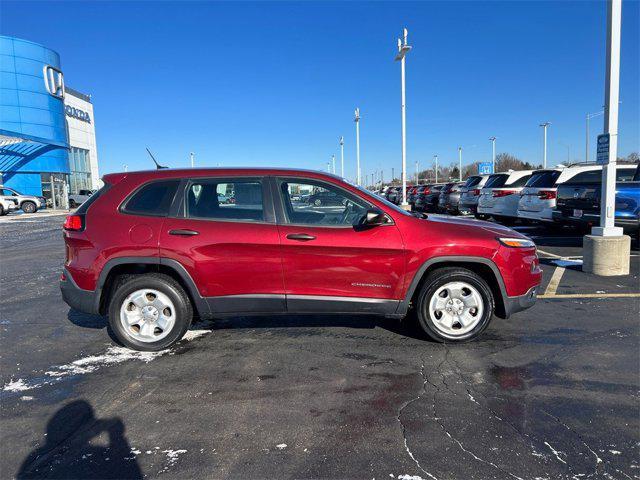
[398,475,428,480]
[20,395,34,401]
[609,449,621,455]
[276,443,287,450]
[552,259,583,268]
[467,392,479,404]
[160,449,187,473]
[4,378,29,392]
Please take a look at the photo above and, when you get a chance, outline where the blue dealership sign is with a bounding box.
[478,162,494,175]
[596,133,610,165]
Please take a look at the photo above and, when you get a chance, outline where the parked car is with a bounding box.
[414,184,445,212]
[60,168,541,351]
[386,186,402,204]
[477,170,534,223]
[409,185,427,207]
[307,189,346,206]
[69,189,96,208]
[0,186,46,213]
[458,175,490,216]
[552,164,639,233]
[438,182,466,215]
[0,197,18,216]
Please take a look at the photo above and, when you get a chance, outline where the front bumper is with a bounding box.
[60,270,99,315]
[503,285,538,318]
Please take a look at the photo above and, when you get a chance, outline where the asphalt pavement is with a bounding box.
[1,213,638,480]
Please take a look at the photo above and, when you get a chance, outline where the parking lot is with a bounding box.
[1,213,638,480]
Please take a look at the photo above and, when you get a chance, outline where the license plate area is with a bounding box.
[573,209,583,218]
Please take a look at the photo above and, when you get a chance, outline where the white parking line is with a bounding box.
[539,292,640,299]
[544,267,566,296]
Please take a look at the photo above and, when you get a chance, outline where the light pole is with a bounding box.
[190,152,195,168]
[326,161,331,173]
[331,154,336,174]
[395,27,412,208]
[489,137,496,173]
[433,155,439,183]
[354,108,361,185]
[539,122,551,168]
[415,161,419,184]
[339,136,345,177]
[586,111,604,162]
[458,147,463,181]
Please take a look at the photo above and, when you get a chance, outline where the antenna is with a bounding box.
[146,147,168,169]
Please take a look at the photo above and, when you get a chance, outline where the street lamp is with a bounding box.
[539,122,551,168]
[326,161,331,173]
[331,154,336,174]
[458,147,463,181]
[489,136,496,173]
[339,136,345,177]
[395,27,412,208]
[433,155,439,183]
[586,111,604,162]
[190,152,195,168]
[354,108,361,185]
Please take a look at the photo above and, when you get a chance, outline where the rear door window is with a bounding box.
[525,171,561,188]
[186,179,264,222]
[122,180,179,217]
[484,174,508,188]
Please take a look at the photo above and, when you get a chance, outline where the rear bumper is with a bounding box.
[458,202,477,215]
[503,285,538,318]
[517,208,554,222]
[60,269,99,315]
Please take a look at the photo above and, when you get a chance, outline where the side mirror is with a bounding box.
[361,209,387,226]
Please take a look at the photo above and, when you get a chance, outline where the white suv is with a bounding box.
[477,170,533,222]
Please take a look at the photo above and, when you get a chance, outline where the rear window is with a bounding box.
[525,170,561,188]
[484,174,508,188]
[464,176,482,188]
[76,184,110,214]
[510,174,532,187]
[122,180,180,216]
[565,170,602,184]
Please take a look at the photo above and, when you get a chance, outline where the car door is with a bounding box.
[159,176,286,314]
[273,176,405,314]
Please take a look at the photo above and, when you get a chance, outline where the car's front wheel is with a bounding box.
[415,267,494,342]
[21,201,37,213]
[108,273,193,351]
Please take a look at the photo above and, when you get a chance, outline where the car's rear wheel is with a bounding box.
[108,273,193,351]
[415,267,494,342]
[21,201,37,213]
[0,205,5,216]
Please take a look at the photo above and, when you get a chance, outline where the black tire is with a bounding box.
[0,205,5,216]
[414,267,495,343]
[21,201,37,214]
[108,273,193,351]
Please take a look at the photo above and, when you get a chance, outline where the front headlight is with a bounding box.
[498,237,536,248]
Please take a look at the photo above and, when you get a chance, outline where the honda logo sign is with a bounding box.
[43,65,64,99]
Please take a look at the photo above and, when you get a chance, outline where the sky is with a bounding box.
[1,1,639,181]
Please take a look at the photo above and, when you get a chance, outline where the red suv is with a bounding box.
[61,169,541,351]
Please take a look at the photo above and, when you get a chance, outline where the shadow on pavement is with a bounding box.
[16,400,142,480]
[67,310,108,329]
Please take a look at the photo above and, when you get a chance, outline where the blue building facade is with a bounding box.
[0,35,70,196]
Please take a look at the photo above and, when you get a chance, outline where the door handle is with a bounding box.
[169,229,199,236]
[286,233,316,241]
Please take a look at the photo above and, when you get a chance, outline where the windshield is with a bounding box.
[525,170,561,188]
[484,174,509,188]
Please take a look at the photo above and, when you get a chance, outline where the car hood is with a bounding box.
[425,214,528,240]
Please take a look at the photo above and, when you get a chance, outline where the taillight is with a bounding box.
[493,189,517,198]
[537,190,557,200]
[63,215,84,231]
[423,188,431,195]
[471,189,480,196]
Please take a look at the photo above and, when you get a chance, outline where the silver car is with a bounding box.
[0,186,46,213]
[458,175,489,216]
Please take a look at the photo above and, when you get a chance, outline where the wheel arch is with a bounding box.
[96,257,210,318]
[398,256,508,319]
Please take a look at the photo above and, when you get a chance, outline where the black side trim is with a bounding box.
[287,295,399,315]
[206,294,286,314]
[95,257,211,318]
[396,256,509,316]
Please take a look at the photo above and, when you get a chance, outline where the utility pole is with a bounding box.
[584,0,629,276]
[434,155,439,183]
[392,167,395,183]
[190,152,195,168]
[489,137,496,173]
[354,108,361,185]
[327,161,331,173]
[395,27,412,209]
[331,154,336,174]
[339,136,345,177]
[458,147,463,181]
[539,122,551,168]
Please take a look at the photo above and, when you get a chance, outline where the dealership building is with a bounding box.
[0,35,99,207]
